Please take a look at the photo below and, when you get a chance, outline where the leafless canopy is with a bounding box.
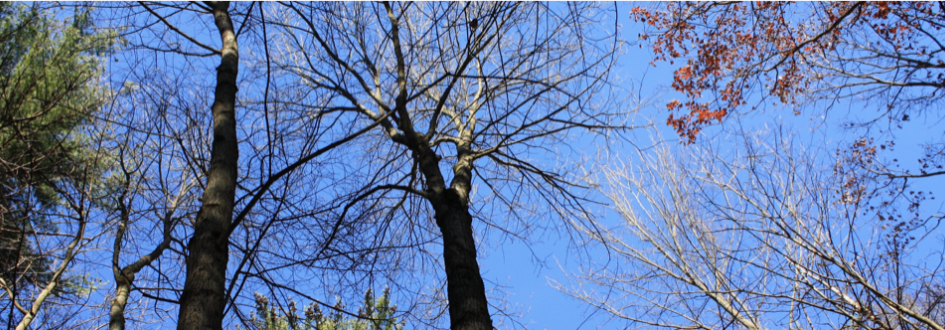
[562,129,945,330]
[249,2,623,327]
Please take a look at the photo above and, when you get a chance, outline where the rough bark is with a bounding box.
[177,2,239,330]
[431,191,492,330]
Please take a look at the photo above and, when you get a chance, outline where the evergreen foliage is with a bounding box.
[0,2,113,296]
[245,288,404,330]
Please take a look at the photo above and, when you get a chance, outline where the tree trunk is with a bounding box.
[431,190,493,330]
[110,193,179,330]
[109,236,177,330]
[177,2,239,330]
[108,272,132,330]
[409,136,493,330]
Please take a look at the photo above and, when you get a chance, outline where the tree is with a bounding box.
[106,107,196,330]
[170,2,241,330]
[630,2,945,143]
[105,2,415,328]
[112,0,247,329]
[93,3,621,328]
[243,288,403,330]
[265,2,621,329]
[560,129,945,330]
[0,3,116,329]
[626,8,945,325]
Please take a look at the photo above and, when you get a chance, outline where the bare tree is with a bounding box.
[173,2,241,329]
[102,2,417,328]
[96,2,623,329]
[262,2,623,329]
[97,2,249,328]
[560,129,945,330]
[104,76,201,330]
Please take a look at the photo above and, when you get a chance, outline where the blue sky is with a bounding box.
[475,4,677,328]
[475,2,945,329]
[23,3,943,329]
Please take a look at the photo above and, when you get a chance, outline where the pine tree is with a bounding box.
[244,288,404,330]
[0,2,114,321]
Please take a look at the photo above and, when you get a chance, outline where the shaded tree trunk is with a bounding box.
[177,2,239,330]
[432,191,492,330]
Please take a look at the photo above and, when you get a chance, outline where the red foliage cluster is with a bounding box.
[632,1,939,143]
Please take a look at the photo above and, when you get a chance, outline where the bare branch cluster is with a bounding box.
[561,130,945,330]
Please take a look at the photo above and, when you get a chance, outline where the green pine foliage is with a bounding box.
[0,2,114,295]
[244,288,405,330]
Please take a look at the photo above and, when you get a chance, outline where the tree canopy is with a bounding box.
[0,3,115,328]
[3,2,944,330]
[632,2,945,142]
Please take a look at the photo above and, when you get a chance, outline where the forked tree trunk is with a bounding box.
[110,185,184,330]
[409,134,493,330]
[177,2,239,330]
